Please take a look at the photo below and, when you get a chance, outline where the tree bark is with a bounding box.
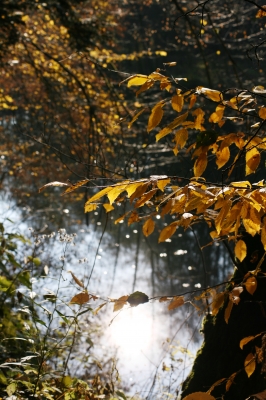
[181,234,266,399]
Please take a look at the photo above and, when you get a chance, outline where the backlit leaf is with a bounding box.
[226,372,237,392]
[256,6,266,18]
[183,392,215,400]
[39,181,69,192]
[259,107,266,119]
[224,299,233,324]
[127,291,149,307]
[246,147,260,175]
[128,108,147,128]
[62,179,89,195]
[209,104,225,123]
[156,112,188,141]
[173,128,188,155]
[245,276,257,295]
[93,302,107,315]
[84,203,98,213]
[158,222,179,242]
[157,178,170,192]
[240,334,262,350]
[235,240,247,262]
[113,295,129,312]
[168,296,184,310]
[127,74,149,87]
[86,186,113,204]
[198,87,223,102]
[68,271,84,288]
[134,188,157,208]
[142,218,155,237]
[128,210,140,225]
[70,292,89,305]
[212,292,225,316]
[107,182,129,204]
[194,152,207,177]
[147,103,164,132]
[126,181,147,197]
[216,146,230,169]
[172,94,184,112]
[103,203,114,213]
[244,353,256,377]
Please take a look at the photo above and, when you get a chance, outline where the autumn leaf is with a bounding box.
[126,181,147,198]
[235,240,247,262]
[226,372,237,392]
[256,6,266,17]
[107,181,129,204]
[84,203,98,213]
[128,108,147,128]
[172,128,188,156]
[157,178,170,192]
[86,186,113,204]
[126,74,149,87]
[39,181,69,192]
[62,179,89,195]
[183,392,215,400]
[246,147,261,175]
[172,94,184,112]
[70,292,89,305]
[259,106,266,119]
[156,112,188,141]
[142,218,155,237]
[113,295,129,312]
[245,276,257,295]
[244,353,256,377]
[103,203,114,213]
[68,271,84,288]
[194,152,208,177]
[212,292,225,316]
[216,146,230,169]
[198,87,223,102]
[158,222,179,242]
[240,333,262,350]
[127,291,149,307]
[93,302,107,315]
[134,188,157,208]
[147,103,164,132]
[224,299,233,324]
[168,296,184,311]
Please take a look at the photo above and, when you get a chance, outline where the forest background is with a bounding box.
[1,1,266,399]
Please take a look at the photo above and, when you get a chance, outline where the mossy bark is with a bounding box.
[181,234,266,399]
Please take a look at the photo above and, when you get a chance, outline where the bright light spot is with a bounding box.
[216,50,221,55]
[97,222,101,226]
[182,283,190,287]
[133,230,138,233]
[63,209,69,214]
[160,253,167,257]
[126,235,130,238]
[178,234,182,237]
[109,309,153,360]
[103,271,107,275]
[188,266,194,271]
[156,215,161,219]
[119,220,124,224]
[97,255,101,259]
[174,249,187,255]
[115,243,119,247]
[195,283,201,288]
[131,264,136,269]
[165,239,171,242]
[94,212,98,215]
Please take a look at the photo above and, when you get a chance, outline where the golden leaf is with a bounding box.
[172,128,188,156]
[198,87,223,102]
[114,214,126,224]
[130,182,150,202]
[193,108,205,130]
[147,103,164,132]
[256,6,266,18]
[70,292,89,305]
[243,217,260,236]
[226,372,237,392]
[194,152,208,177]
[86,186,113,204]
[39,181,69,192]
[246,147,261,175]
[103,203,114,213]
[142,218,155,237]
[224,299,233,324]
[230,181,252,188]
[244,353,256,377]
[113,295,129,312]
[128,108,147,128]
[212,292,225,316]
[128,210,139,225]
[245,276,257,295]
[207,378,226,395]
[68,271,84,288]
[84,203,98,213]
[134,188,157,208]
[168,296,185,311]
[240,334,262,350]
[136,80,155,96]
[156,112,188,141]
[261,224,266,250]
[215,200,232,234]
[235,240,247,262]
[183,392,215,400]
[209,104,225,123]
[172,94,184,112]
[158,222,179,242]
[157,178,170,192]
[216,146,230,169]
[62,179,89,195]
[127,74,149,87]
[93,302,107,315]
[126,181,147,197]
[259,106,266,119]
[189,93,197,109]
[107,182,129,204]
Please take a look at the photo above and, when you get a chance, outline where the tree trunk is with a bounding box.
[181,234,266,399]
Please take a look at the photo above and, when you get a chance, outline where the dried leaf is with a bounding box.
[259,107,266,119]
[245,276,257,295]
[244,353,256,377]
[207,378,226,395]
[235,240,247,262]
[62,179,89,195]
[128,210,140,225]
[147,103,164,132]
[226,372,237,392]
[168,296,185,310]
[70,292,89,305]
[224,299,233,324]
[39,181,69,193]
[68,271,84,288]
[142,218,155,237]
[93,302,107,315]
[256,6,266,18]
[127,291,149,307]
[113,295,129,312]
[159,296,172,302]
[126,181,147,197]
[183,392,215,400]
[134,188,157,208]
[158,222,179,242]
[212,292,225,316]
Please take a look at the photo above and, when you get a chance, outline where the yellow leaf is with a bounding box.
[62,179,89,195]
[103,203,114,213]
[172,94,184,112]
[113,295,129,312]
[240,334,262,350]
[224,299,233,324]
[158,222,179,242]
[114,214,126,224]
[226,372,237,392]
[126,181,147,197]
[230,181,252,188]
[261,224,266,250]
[128,108,147,128]
[212,292,225,316]
[172,128,188,156]
[243,218,260,236]
[130,182,150,202]
[235,240,247,262]
[209,104,225,123]
[86,186,113,204]
[107,182,129,204]
[128,210,139,225]
[93,302,107,315]
[189,93,197,109]
[70,292,89,305]
[259,106,266,119]
[156,112,188,141]
[246,147,260,175]
[168,296,185,311]
[84,203,98,213]
[147,103,164,132]
[134,188,157,208]
[207,378,226,395]
[157,178,170,192]
[216,146,230,169]
[136,80,155,96]
[244,353,256,377]
[198,87,223,102]
[127,74,149,87]
[68,271,84,288]
[142,218,155,237]
[194,152,208,177]
[183,392,215,400]
[245,276,257,295]
[155,50,167,56]
[256,6,266,18]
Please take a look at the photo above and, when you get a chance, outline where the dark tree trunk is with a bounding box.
[181,234,266,399]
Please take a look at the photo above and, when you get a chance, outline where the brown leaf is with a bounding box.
[62,179,89,195]
[183,392,215,400]
[134,188,157,208]
[212,292,225,316]
[68,271,84,288]
[142,218,155,237]
[127,291,149,307]
[207,378,226,395]
[113,295,129,312]
[158,222,179,242]
[244,353,256,377]
[147,103,164,132]
[256,6,266,18]
[226,372,237,392]
[240,334,262,350]
[168,296,185,311]
[159,296,172,302]
[70,292,89,305]
[224,299,233,324]
[245,276,257,295]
